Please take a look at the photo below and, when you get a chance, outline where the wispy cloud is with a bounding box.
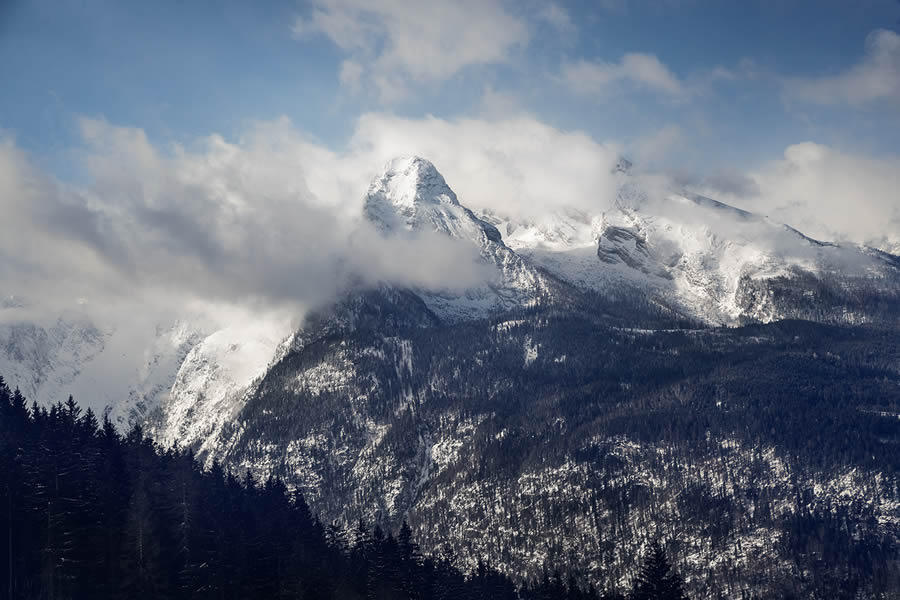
[292,0,529,101]
[694,141,900,251]
[537,3,574,33]
[562,53,688,99]
[629,124,685,165]
[784,29,900,107]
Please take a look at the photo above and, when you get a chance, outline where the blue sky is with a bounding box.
[3,0,900,178]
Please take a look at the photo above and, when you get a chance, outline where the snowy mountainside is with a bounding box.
[0,305,106,405]
[9,154,898,433]
[155,316,320,453]
[0,299,204,424]
[201,299,900,598]
[484,174,900,325]
[0,297,288,436]
[364,156,561,321]
[106,321,205,426]
[161,157,900,598]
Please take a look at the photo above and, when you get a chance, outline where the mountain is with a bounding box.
[484,176,900,325]
[198,297,900,598]
[162,157,900,598]
[0,297,291,440]
[363,156,559,321]
[4,156,900,598]
[0,299,205,426]
[154,319,297,455]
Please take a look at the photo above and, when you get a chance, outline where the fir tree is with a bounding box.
[629,543,689,600]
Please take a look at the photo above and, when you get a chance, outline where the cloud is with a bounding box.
[0,110,625,327]
[538,3,574,32]
[347,112,622,218]
[339,60,364,93]
[784,29,900,107]
[0,138,118,306]
[693,141,900,251]
[0,119,494,319]
[292,0,529,100]
[9,109,898,344]
[562,52,687,98]
[629,124,685,165]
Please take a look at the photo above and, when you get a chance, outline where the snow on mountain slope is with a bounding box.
[0,299,204,424]
[484,172,900,325]
[103,321,205,426]
[0,302,106,405]
[156,319,291,453]
[364,156,557,321]
[5,154,899,447]
[155,155,900,460]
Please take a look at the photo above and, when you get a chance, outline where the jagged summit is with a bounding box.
[363,155,500,241]
[380,155,457,204]
[364,156,461,232]
[361,156,553,321]
[614,156,633,174]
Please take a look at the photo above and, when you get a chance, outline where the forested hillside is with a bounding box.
[0,377,688,600]
[204,290,900,599]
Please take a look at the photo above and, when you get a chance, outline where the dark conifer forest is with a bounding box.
[0,376,689,600]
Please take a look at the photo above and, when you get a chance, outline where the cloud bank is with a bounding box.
[0,119,500,320]
[693,141,900,252]
[3,110,900,334]
[292,0,528,100]
[785,29,900,107]
[0,111,624,326]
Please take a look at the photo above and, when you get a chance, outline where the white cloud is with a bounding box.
[0,110,624,326]
[694,141,900,252]
[538,3,574,32]
[339,59,364,93]
[629,124,684,165]
[562,52,687,98]
[478,84,523,118]
[292,0,529,100]
[347,112,621,218]
[8,109,898,344]
[0,118,494,317]
[784,29,900,107]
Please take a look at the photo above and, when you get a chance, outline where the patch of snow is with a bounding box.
[523,336,539,367]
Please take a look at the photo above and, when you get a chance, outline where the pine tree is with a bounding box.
[629,543,689,600]
[397,520,424,599]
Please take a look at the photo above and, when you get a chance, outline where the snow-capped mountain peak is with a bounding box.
[364,155,505,242]
[364,156,469,232]
[377,155,459,206]
[361,157,554,320]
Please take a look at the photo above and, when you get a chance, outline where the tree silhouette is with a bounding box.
[629,543,689,600]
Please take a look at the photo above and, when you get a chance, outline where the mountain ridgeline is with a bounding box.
[4,156,900,598]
